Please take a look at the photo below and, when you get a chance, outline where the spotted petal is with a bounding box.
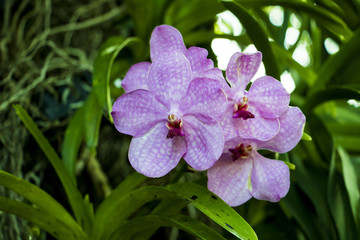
[148,50,192,109]
[219,104,238,141]
[207,153,253,206]
[129,122,186,177]
[236,105,280,141]
[182,116,224,171]
[256,107,306,153]
[111,89,168,137]
[250,151,290,202]
[121,62,151,92]
[226,52,262,91]
[247,76,290,118]
[150,25,187,61]
[180,78,227,122]
[185,47,214,78]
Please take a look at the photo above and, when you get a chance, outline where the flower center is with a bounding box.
[229,143,252,160]
[166,114,184,139]
[233,96,254,120]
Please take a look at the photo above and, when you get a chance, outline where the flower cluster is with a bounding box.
[112,25,305,206]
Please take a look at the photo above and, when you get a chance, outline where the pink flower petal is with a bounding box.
[180,78,227,122]
[207,153,253,206]
[121,62,151,92]
[219,104,238,141]
[129,122,186,177]
[256,107,306,153]
[148,50,192,109]
[247,76,290,118]
[182,116,224,171]
[185,47,214,78]
[250,152,290,202]
[111,89,168,137]
[236,106,280,141]
[226,52,262,92]
[150,25,187,61]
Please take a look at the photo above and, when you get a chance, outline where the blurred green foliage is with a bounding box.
[1,0,360,239]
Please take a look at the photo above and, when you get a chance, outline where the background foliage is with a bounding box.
[0,0,359,239]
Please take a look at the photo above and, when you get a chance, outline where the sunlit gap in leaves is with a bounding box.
[348,99,360,108]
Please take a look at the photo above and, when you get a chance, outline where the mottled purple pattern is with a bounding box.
[250,152,290,202]
[226,52,262,92]
[182,116,224,170]
[121,62,151,93]
[112,26,228,178]
[129,123,186,177]
[256,107,306,153]
[180,78,226,122]
[150,25,186,61]
[207,137,291,206]
[148,50,192,109]
[207,153,252,206]
[247,76,290,118]
[111,89,168,137]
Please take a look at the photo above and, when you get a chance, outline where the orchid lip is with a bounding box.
[233,97,254,120]
[229,143,252,161]
[166,113,184,139]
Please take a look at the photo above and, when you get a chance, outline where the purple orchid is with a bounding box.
[112,35,227,177]
[121,25,225,93]
[207,107,306,206]
[220,52,290,141]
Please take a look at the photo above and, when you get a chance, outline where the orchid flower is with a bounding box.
[220,52,290,141]
[208,107,306,206]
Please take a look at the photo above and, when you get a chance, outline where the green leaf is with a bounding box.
[92,36,141,121]
[310,29,360,92]
[110,214,227,240]
[13,105,93,233]
[301,132,312,141]
[0,170,86,239]
[303,86,360,115]
[91,172,147,240]
[222,0,280,79]
[93,186,175,240]
[338,146,360,228]
[167,182,258,240]
[0,196,82,240]
[165,0,225,34]
[233,0,352,40]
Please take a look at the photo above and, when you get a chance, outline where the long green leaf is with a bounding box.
[93,185,175,240]
[222,0,280,79]
[338,146,360,228]
[13,105,93,233]
[0,196,81,240]
[167,182,258,240]
[93,36,141,121]
[233,0,352,40]
[0,170,86,239]
[91,172,147,239]
[302,87,360,115]
[110,214,227,240]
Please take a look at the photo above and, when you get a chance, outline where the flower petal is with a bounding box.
[182,116,224,171]
[247,76,290,118]
[148,50,192,109]
[226,52,262,91]
[207,153,253,206]
[111,89,168,137]
[236,106,280,141]
[250,152,290,202]
[150,25,187,61]
[180,78,227,122]
[256,107,306,153]
[121,62,151,92]
[219,104,238,141]
[185,47,214,78]
[129,122,186,177]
